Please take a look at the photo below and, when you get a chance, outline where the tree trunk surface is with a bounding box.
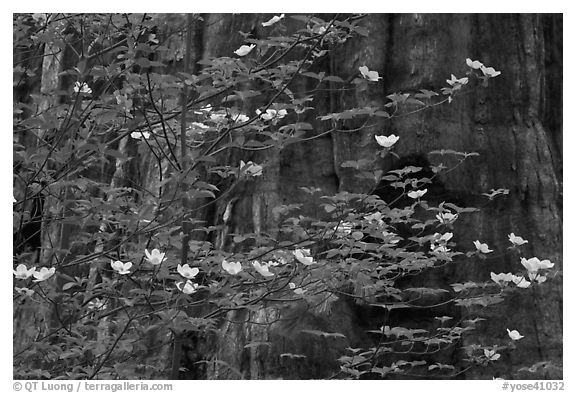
[16,13,561,380]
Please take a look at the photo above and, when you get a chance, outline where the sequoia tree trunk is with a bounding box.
[17,13,561,380]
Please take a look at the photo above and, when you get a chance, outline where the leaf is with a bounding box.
[62,282,77,291]
[351,231,364,240]
[280,353,307,359]
[244,341,271,349]
[300,329,346,339]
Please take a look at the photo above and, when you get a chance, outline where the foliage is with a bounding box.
[13,13,557,380]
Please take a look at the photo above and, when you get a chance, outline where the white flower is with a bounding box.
[87,298,107,311]
[15,287,35,297]
[234,44,256,57]
[507,328,524,341]
[222,260,242,275]
[262,14,285,27]
[335,221,354,236]
[535,275,547,284]
[490,272,515,285]
[375,134,399,148]
[466,58,484,69]
[359,66,382,81]
[240,160,263,177]
[145,249,165,265]
[407,189,427,199]
[484,348,500,361]
[234,113,250,123]
[13,264,36,279]
[313,25,327,35]
[382,231,400,244]
[73,81,92,94]
[252,261,274,277]
[508,233,528,246]
[289,282,306,295]
[512,275,531,288]
[210,112,228,122]
[131,131,150,140]
[256,108,287,121]
[177,280,199,294]
[520,257,554,273]
[364,212,384,224]
[293,248,315,265]
[437,232,453,242]
[431,245,450,254]
[33,267,56,282]
[480,65,501,78]
[431,232,453,253]
[446,74,469,86]
[436,212,458,225]
[473,240,493,254]
[194,104,212,114]
[177,264,199,280]
[110,260,133,275]
[191,122,209,130]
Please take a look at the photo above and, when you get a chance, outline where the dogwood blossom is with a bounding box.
[234,44,255,57]
[256,108,287,121]
[507,328,524,341]
[435,232,454,243]
[252,261,274,277]
[484,348,500,361]
[262,14,285,27]
[73,81,92,94]
[407,189,427,199]
[313,25,327,35]
[382,231,401,245]
[430,233,453,254]
[511,275,531,288]
[87,298,107,311]
[110,260,133,275]
[130,131,151,140]
[33,267,56,282]
[210,112,228,122]
[293,248,315,265]
[145,249,165,265]
[436,212,458,225]
[520,257,554,274]
[446,74,469,86]
[13,264,36,279]
[177,264,199,280]
[508,233,528,246]
[466,58,484,69]
[240,160,263,176]
[193,104,212,114]
[431,245,450,254]
[334,221,354,236]
[490,272,515,285]
[364,212,384,225]
[359,66,382,81]
[222,260,242,275]
[234,113,250,123]
[474,240,493,254]
[289,282,306,295]
[177,280,199,294]
[480,65,501,78]
[15,287,35,297]
[375,134,399,148]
